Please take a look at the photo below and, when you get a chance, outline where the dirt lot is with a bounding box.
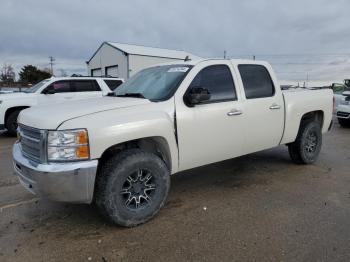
[0,123,349,262]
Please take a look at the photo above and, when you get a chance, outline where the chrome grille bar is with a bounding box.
[18,124,47,163]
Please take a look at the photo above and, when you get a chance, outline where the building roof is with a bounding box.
[87,42,200,63]
[107,42,200,60]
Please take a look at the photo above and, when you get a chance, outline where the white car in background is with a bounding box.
[336,91,350,127]
[0,76,123,135]
[332,81,350,108]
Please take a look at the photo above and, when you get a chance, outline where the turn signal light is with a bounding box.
[76,131,88,145]
[76,146,89,159]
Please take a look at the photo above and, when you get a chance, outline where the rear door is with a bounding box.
[237,64,284,153]
[176,62,245,171]
[70,80,103,100]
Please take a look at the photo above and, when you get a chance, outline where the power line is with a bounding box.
[49,56,55,75]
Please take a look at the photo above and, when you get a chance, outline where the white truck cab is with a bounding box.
[13,59,333,227]
[0,76,123,135]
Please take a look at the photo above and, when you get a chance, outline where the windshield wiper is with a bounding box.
[116,93,146,99]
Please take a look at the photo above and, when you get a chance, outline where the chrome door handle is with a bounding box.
[227,109,243,116]
[269,104,281,110]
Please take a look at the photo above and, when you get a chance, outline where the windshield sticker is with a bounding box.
[167,67,189,73]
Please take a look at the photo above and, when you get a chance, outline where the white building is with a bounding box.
[86,42,199,79]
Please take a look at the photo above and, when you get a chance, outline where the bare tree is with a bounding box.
[0,64,16,85]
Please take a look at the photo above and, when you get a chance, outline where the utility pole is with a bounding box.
[253,55,256,60]
[224,50,226,59]
[49,56,55,76]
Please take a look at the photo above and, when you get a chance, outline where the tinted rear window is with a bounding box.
[104,80,123,91]
[73,80,101,92]
[238,65,275,99]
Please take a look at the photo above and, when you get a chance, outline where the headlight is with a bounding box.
[47,129,90,161]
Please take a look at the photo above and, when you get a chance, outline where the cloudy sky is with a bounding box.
[1,0,350,85]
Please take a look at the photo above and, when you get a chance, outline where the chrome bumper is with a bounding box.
[12,142,98,204]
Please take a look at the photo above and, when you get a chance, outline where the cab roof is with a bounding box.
[154,58,271,67]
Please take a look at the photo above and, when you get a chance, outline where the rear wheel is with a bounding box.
[95,149,170,227]
[288,121,322,164]
[338,118,350,128]
[6,110,21,136]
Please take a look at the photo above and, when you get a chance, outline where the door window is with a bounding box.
[45,81,71,93]
[238,65,275,99]
[72,80,101,92]
[188,65,237,103]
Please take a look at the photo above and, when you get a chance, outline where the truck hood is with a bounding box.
[18,97,151,129]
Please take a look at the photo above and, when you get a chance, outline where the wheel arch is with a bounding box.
[281,110,324,145]
[300,110,324,127]
[4,106,30,127]
[97,136,173,175]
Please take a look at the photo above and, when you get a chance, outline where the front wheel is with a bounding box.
[95,149,170,227]
[288,121,322,164]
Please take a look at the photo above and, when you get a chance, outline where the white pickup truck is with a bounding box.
[0,76,123,135]
[13,59,333,227]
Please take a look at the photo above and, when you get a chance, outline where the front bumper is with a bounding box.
[12,142,98,203]
[336,105,350,119]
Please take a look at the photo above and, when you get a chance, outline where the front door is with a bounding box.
[176,63,245,171]
[39,80,74,104]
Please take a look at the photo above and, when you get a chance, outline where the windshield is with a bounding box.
[24,79,50,93]
[114,65,192,101]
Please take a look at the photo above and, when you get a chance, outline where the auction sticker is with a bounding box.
[168,67,189,73]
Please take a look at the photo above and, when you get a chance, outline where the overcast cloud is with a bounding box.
[1,0,350,85]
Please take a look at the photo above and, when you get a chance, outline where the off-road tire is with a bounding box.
[6,110,21,136]
[94,149,170,227]
[288,121,322,164]
[338,118,350,128]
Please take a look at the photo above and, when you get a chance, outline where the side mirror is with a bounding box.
[43,86,55,94]
[185,87,211,106]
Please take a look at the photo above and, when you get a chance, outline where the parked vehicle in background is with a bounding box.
[0,76,123,135]
[0,87,28,93]
[13,59,333,227]
[345,79,350,87]
[336,91,350,127]
[332,81,350,108]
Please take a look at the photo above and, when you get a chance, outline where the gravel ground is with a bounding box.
[0,122,349,262]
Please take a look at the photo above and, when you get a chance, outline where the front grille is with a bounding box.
[19,124,46,162]
[337,111,350,118]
